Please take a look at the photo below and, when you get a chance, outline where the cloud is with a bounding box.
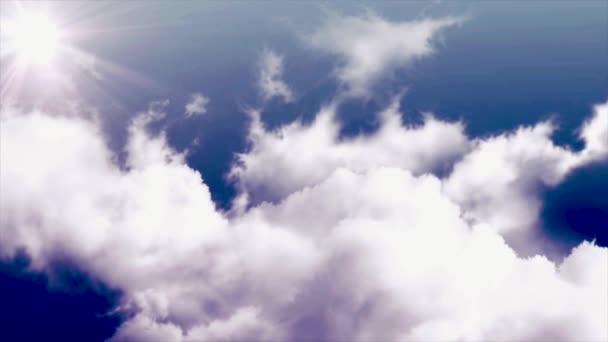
[1,100,607,341]
[443,122,578,251]
[258,49,293,103]
[231,96,469,205]
[309,14,463,96]
[444,102,608,256]
[232,96,608,255]
[185,93,209,116]
[69,48,104,80]
[580,101,608,159]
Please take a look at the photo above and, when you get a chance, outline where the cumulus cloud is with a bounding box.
[1,99,607,341]
[258,49,293,103]
[232,97,608,255]
[444,102,608,255]
[309,14,463,96]
[185,93,209,116]
[444,122,578,248]
[231,96,468,205]
[580,101,608,159]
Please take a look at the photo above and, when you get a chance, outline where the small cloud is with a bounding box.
[185,93,210,116]
[136,99,170,125]
[309,14,464,96]
[258,49,294,103]
[71,51,103,80]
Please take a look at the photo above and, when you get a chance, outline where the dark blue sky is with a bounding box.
[1,1,607,341]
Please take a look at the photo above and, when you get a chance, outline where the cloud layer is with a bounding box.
[1,98,607,341]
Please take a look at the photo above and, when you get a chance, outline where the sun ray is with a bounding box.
[0,0,175,109]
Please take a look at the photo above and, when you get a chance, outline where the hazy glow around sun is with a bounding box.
[3,12,65,66]
[1,3,149,102]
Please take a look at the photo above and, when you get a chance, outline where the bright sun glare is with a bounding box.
[4,12,64,66]
[1,4,146,100]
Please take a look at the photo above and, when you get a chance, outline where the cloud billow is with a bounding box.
[1,98,607,341]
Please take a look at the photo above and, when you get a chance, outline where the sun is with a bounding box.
[3,12,65,66]
[0,4,154,103]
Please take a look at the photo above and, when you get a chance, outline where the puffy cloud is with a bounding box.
[234,98,608,254]
[243,167,605,341]
[185,93,209,116]
[579,101,608,159]
[0,104,315,340]
[1,100,607,341]
[257,49,293,103]
[231,96,469,205]
[114,306,281,342]
[444,102,608,255]
[309,14,463,96]
[444,122,577,245]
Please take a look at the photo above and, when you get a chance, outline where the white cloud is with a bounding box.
[231,96,469,205]
[185,93,209,116]
[443,122,578,250]
[231,98,608,258]
[309,14,463,96]
[1,100,607,341]
[444,102,608,256]
[258,49,293,103]
[579,101,608,160]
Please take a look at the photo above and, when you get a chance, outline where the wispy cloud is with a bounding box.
[258,49,293,103]
[309,14,464,96]
[185,93,209,116]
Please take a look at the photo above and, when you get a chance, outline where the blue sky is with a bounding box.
[0,1,607,341]
[37,0,606,207]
